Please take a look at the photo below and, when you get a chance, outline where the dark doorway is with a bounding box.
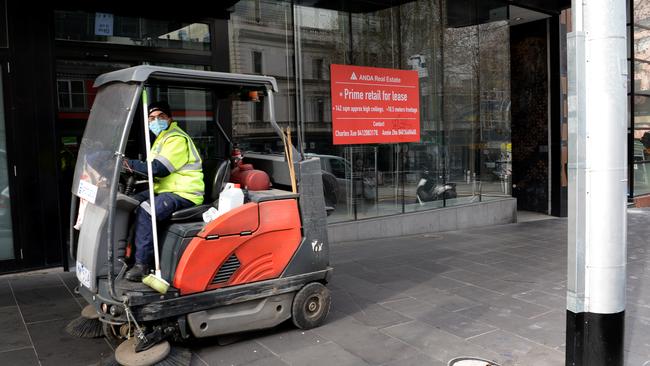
[510,19,550,213]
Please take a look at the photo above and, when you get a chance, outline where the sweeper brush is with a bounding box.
[92,340,192,366]
[65,304,103,338]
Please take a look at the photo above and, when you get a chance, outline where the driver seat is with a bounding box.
[169,158,231,222]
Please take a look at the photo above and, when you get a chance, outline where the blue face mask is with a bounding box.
[149,118,169,136]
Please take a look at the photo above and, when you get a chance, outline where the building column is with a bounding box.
[566,0,628,365]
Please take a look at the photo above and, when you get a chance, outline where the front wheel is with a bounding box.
[291,282,331,330]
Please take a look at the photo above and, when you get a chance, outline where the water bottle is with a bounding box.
[203,183,245,223]
[218,183,245,213]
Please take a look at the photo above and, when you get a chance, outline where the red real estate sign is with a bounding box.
[330,64,420,145]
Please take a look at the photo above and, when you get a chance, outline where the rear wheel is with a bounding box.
[291,282,331,330]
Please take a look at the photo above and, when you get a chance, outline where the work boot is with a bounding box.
[125,263,150,282]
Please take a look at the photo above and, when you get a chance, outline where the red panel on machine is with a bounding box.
[173,199,302,295]
[197,202,259,238]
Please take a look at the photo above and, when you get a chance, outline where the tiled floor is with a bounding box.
[1,209,649,365]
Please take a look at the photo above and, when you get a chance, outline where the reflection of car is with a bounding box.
[305,153,376,204]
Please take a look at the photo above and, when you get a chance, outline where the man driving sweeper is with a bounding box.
[124,101,204,281]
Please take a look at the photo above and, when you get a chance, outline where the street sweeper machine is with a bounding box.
[66,66,332,366]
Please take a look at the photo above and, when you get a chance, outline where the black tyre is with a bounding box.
[291,282,331,330]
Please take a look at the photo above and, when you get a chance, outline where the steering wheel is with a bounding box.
[120,159,148,195]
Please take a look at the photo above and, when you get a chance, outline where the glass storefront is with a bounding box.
[228,0,512,223]
[3,1,590,272]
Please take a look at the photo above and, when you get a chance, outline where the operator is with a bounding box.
[124,101,204,281]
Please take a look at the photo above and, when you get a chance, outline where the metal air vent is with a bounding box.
[211,254,241,285]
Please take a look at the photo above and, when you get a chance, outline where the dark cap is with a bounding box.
[148,101,172,118]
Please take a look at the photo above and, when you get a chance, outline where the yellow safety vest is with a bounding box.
[150,122,204,205]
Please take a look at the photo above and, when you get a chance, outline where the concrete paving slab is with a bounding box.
[194,338,274,366]
[381,320,500,364]
[27,318,112,366]
[0,347,39,366]
[255,326,328,355]
[0,306,32,352]
[280,341,370,366]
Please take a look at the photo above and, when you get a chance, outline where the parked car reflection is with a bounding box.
[305,153,376,207]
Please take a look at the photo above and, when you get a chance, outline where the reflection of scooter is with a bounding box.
[416,170,457,204]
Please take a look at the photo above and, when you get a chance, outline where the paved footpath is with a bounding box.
[0,210,649,365]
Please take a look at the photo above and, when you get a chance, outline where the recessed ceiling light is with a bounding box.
[515,17,523,21]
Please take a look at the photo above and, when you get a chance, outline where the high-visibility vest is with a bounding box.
[150,122,204,205]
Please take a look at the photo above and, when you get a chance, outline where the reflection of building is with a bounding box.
[0,0,643,274]
[632,3,650,198]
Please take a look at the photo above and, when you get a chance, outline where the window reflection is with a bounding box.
[147,86,219,159]
[0,70,11,260]
[54,11,210,51]
[633,1,650,196]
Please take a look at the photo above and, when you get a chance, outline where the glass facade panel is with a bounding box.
[295,4,352,222]
[633,127,650,196]
[442,22,480,206]
[54,11,211,51]
[228,0,297,155]
[476,21,511,200]
[0,69,12,260]
[633,1,650,196]
[635,60,650,95]
[348,8,402,219]
[401,0,446,213]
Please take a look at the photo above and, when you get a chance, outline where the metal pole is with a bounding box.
[566,0,628,365]
[141,90,163,279]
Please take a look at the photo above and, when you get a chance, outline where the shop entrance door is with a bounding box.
[510,19,551,214]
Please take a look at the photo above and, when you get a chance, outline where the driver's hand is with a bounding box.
[122,159,133,174]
